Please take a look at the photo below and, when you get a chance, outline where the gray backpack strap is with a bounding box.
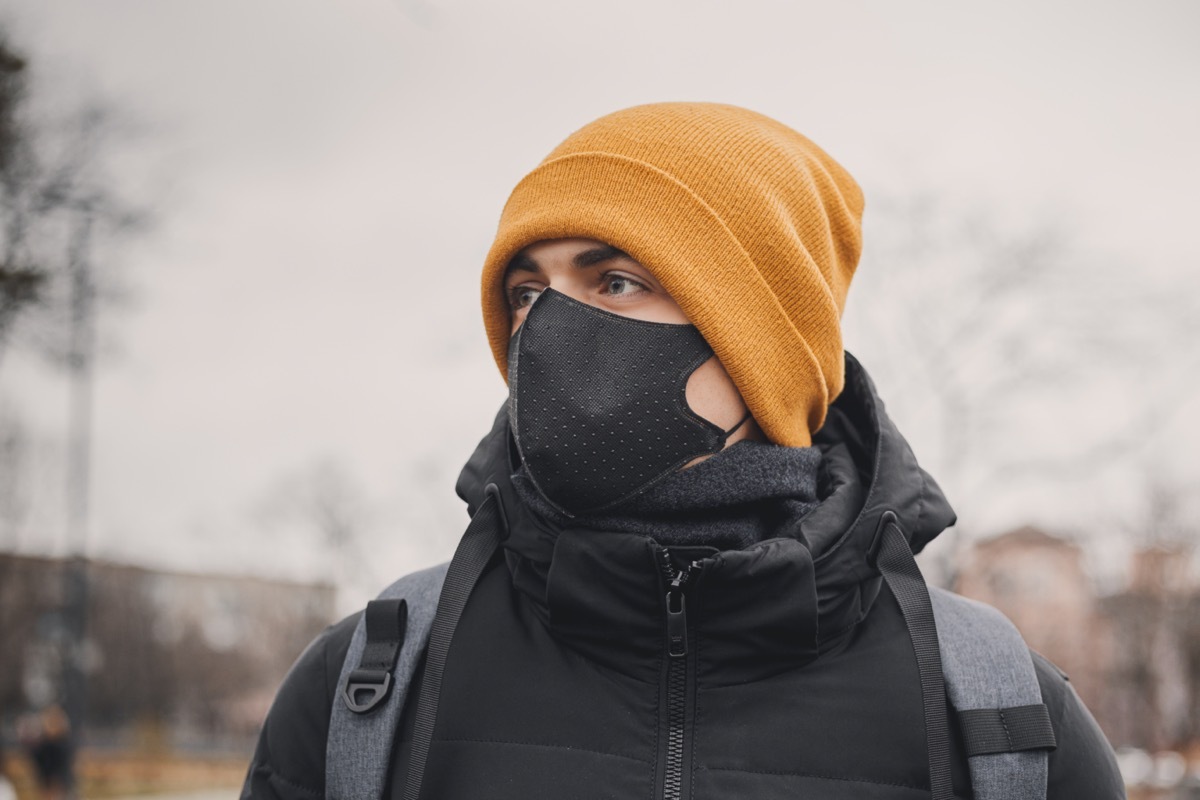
[930,586,1057,800]
[326,562,450,800]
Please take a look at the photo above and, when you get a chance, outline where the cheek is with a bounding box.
[508,306,526,336]
[684,356,746,427]
[629,295,690,325]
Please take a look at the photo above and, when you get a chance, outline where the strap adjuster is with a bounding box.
[343,669,394,714]
[341,597,408,714]
[959,704,1058,756]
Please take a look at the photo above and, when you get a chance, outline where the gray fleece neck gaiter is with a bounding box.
[511,437,823,551]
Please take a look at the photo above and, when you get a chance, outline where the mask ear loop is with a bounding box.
[719,408,755,444]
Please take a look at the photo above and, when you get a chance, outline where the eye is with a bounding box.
[601,273,648,297]
[507,284,541,310]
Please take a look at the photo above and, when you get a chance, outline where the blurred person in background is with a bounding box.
[243,102,1124,799]
[18,706,74,800]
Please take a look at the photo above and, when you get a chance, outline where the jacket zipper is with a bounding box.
[658,548,700,800]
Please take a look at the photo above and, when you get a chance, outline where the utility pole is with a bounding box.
[62,202,95,774]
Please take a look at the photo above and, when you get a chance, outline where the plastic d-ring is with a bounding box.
[343,669,393,714]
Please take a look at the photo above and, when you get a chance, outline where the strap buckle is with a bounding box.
[343,669,393,714]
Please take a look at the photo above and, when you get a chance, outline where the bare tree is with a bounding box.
[252,456,374,605]
[0,26,149,371]
[849,190,1185,582]
[0,29,40,359]
[0,24,157,756]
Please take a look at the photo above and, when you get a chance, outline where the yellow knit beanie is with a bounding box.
[480,101,864,447]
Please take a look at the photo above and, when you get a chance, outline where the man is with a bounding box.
[243,101,1124,799]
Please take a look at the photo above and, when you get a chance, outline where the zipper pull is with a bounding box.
[659,549,703,658]
[666,589,688,657]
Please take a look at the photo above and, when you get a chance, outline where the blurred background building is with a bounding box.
[958,528,1200,755]
[0,554,333,795]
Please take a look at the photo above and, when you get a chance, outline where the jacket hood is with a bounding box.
[454,350,957,675]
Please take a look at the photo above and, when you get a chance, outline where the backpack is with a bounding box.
[326,493,1057,800]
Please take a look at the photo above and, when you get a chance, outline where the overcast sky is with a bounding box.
[1,0,1196,600]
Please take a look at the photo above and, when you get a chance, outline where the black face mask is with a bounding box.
[506,287,751,518]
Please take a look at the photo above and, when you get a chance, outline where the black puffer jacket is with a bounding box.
[243,353,1125,800]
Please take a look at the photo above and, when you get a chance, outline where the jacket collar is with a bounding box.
[454,351,957,680]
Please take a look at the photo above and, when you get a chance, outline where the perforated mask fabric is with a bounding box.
[506,288,749,517]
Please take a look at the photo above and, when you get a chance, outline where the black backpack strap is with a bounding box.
[401,483,506,800]
[874,507,1055,800]
[874,511,956,800]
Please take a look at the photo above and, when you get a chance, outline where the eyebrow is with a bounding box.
[504,244,633,281]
